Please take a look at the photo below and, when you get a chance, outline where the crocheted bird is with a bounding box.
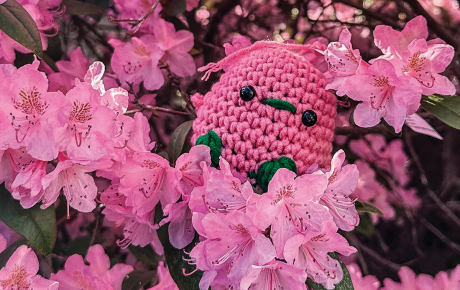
[192,40,337,191]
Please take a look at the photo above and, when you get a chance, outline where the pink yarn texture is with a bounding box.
[192,42,337,177]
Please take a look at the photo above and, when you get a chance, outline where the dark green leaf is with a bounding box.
[382,119,402,136]
[0,238,27,269]
[62,0,106,15]
[307,253,355,290]
[0,186,56,254]
[156,204,203,290]
[421,94,460,130]
[128,244,160,267]
[62,236,91,256]
[355,201,384,216]
[42,52,59,72]
[354,212,375,238]
[163,0,186,16]
[168,120,193,167]
[122,269,155,290]
[0,0,43,58]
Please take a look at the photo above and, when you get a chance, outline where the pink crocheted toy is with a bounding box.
[192,41,337,190]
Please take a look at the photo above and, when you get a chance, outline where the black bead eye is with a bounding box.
[240,86,256,101]
[302,110,317,127]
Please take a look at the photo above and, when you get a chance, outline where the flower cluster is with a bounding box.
[181,150,360,289]
[350,134,420,223]
[324,16,455,133]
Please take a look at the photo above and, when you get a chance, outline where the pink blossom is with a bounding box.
[342,59,422,133]
[161,201,195,249]
[240,260,308,290]
[119,152,181,216]
[191,211,276,286]
[125,112,156,153]
[147,261,179,290]
[374,16,429,57]
[0,62,69,161]
[382,265,460,290]
[255,168,331,258]
[51,244,133,290]
[8,148,47,208]
[223,35,252,56]
[373,16,455,95]
[0,245,59,290]
[0,32,19,64]
[56,82,118,161]
[41,152,113,214]
[284,220,356,289]
[153,19,196,77]
[111,35,165,90]
[174,145,211,196]
[189,158,253,215]
[324,28,365,96]
[320,149,360,231]
[101,181,161,249]
[0,234,6,253]
[112,0,162,34]
[346,263,380,290]
[352,161,395,223]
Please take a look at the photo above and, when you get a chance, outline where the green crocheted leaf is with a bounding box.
[196,130,222,167]
[256,157,297,192]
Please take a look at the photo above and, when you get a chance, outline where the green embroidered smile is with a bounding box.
[262,98,297,114]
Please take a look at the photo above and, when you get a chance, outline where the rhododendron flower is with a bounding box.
[51,244,133,290]
[374,16,455,95]
[147,261,179,290]
[191,211,276,287]
[284,220,356,289]
[342,59,422,133]
[352,161,395,223]
[119,152,181,216]
[255,168,330,258]
[0,245,59,289]
[0,32,19,64]
[8,149,47,208]
[174,145,211,196]
[382,265,460,290]
[189,158,252,214]
[56,82,118,161]
[111,35,165,90]
[240,260,308,290]
[346,263,380,290]
[0,234,5,253]
[0,62,69,161]
[101,181,161,249]
[153,19,196,77]
[320,150,360,231]
[41,152,113,214]
[324,28,365,96]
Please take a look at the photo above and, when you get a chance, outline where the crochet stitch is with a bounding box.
[192,41,337,182]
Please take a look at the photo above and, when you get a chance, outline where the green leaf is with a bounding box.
[163,0,186,16]
[128,244,160,267]
[0,0,43,58]
[355,201,384,216]
[156,204,203,290]
[421,94,460,130]
[354,212,375,238]
[307,253,355,290]
[122,269,155,290]
[0,186,57,254]
[62,0,106,15]
[0,238,27,269]
[168,120,193,167]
